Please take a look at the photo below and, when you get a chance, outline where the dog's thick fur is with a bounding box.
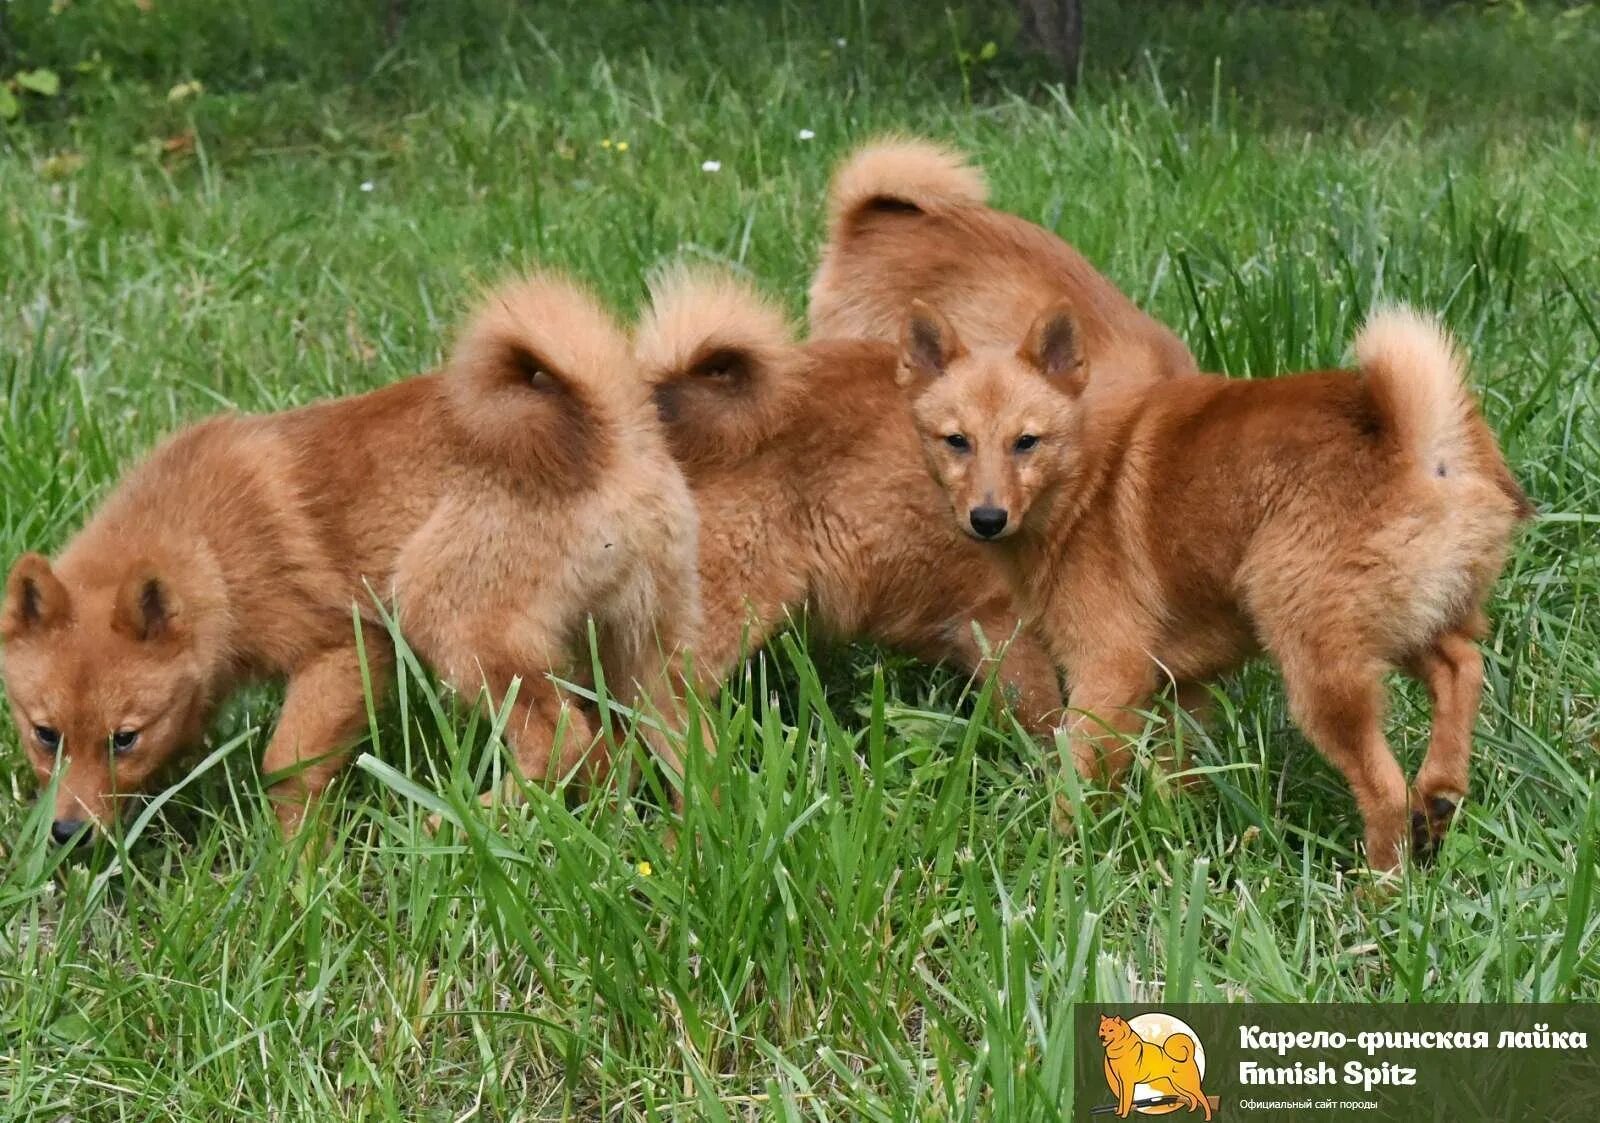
[1,275,701,840]
[1097,1015,1212,1120]
[809,137,1197,388]
[900,301,1531,869]
[634,268,1062,731]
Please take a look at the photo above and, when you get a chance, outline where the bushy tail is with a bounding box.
[447,273,639,472]
[826,137,987,238]
[1356,306,1474,471]
[1163,1033,1195,1064]
[452,273,634,401]
[633,266,800,467]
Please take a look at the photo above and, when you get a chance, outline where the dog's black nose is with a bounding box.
[50,818,87,846]
[969,506,1008,539]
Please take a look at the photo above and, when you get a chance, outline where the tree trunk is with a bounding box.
[1019,0,1085,84]
[384,0,408,46]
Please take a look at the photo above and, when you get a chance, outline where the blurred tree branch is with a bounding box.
[1019,0,1084,83]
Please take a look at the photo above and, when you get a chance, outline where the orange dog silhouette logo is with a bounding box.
[1094,1013,1218,1118]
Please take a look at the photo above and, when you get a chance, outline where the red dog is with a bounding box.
[900,299,1530,868]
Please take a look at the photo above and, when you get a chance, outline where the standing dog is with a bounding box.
[2,274,701,843]
[898,300,1529,868]
[809,137,1196,388]
[1097,1015,1212,1120]
[633,269,1062,732]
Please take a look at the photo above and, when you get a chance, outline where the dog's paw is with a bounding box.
[1408,788,1462,866]
[1353,864,1404,903]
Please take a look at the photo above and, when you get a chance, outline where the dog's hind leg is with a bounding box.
[599,590,709,813]
[1168,1073,1211,1119]
[264,637,392,835]
[397,514,602,803]
[694,570,788,695]
[415,612,602,803]
[498,677,601,796]
[452,660,602,808]
[1277,647,1409,871]
[1404,628,1483,862]
[457,636,604,800]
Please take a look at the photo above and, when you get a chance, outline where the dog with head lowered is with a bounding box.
[2,274,702,845]
[899,300,1530,869]
[633,268,1061,732]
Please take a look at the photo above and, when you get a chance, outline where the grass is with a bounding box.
[2,0,1598,1117]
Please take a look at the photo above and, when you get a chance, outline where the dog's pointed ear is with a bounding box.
[112,564,185,643]
[898,300,967,389]
[1019,301,1086,395]
[2,553,71,640]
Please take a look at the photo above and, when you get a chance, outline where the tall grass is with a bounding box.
[1,1,1597,1117]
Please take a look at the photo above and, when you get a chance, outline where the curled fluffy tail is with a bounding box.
[1356,306,1472,471]
[451,273,634,403]
[1163,1033,1196,1064]
[634,267,799,467]
[448,273,639,476]
[1357,306,1532,516]
[827,137,987,238]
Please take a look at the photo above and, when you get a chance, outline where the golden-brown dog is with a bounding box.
[1,274,701,843]
[1098,1015,1212,1120]
[809,137,1196,388]
[899,300,1530,868]
[633,268,1062,732]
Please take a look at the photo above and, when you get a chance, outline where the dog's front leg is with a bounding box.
[263,639,391,835]
[1116,1074,1136,1118]
[1053,654,1156,831]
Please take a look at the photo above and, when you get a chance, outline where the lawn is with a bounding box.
[1,1,1597,1118]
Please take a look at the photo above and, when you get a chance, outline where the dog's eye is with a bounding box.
[944,433,970,451]
[111,729,139,755]
[34,725,61,753]
[1014,434,1039,452]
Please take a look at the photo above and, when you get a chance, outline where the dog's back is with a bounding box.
[902,303,1528,867]
[636,269,1062,729]
[6,273,701,834]
[808,137,1196,387]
